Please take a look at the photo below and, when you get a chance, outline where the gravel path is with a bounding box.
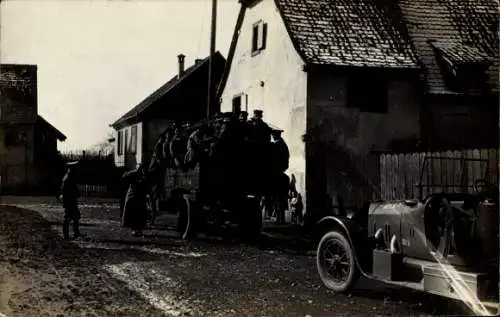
[0,198,471,317]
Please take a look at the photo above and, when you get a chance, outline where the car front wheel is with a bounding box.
[316,230,359,292]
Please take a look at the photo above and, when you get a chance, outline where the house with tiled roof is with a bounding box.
[0,64,67,194]
[218,0,424,222]
[110,52,226,170]
[398,0,499,150]
[218,0,498,224]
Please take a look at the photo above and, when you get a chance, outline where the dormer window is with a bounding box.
[252,20,268,56]
[431,41,493,93]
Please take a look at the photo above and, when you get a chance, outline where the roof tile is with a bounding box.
[398,0,499,94]
[275,0,419,68]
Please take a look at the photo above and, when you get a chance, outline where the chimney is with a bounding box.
[177,54,185,78]
[195,58,203,65]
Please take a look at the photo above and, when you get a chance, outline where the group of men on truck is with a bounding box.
[146,109,291,224]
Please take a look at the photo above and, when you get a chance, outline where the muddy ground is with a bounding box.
[0,197,472,317]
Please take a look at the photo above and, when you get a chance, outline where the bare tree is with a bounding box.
[92,131,115,155]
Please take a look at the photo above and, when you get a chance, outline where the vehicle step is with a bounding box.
[403,257,441,269]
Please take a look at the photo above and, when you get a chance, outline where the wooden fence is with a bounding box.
[379,148,499,200]
[77,184,113,198]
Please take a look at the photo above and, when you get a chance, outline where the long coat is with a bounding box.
[121,169,147,230]
[60,172,78,209]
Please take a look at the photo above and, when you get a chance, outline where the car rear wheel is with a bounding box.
[317,230,359,292]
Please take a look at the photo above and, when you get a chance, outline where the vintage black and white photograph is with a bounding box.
[0,0,498,316]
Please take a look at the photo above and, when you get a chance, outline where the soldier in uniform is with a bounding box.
[212,112,222,137]
[169,123,188,170]
[248,109,272,144]
[121,164,148,237]
[59,161,81,240]
[247,109,273,204]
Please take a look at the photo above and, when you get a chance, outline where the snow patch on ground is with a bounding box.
[103,262,197,317]
[77,241,208,258]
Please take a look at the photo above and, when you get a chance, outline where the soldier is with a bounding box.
[184,124,210,168]
[270,130,290,173]
[213,112,222,137]
[247,110,272,198]
[169,124,188,169]
[121,164,148,237]
[249,109,272,144]
[59,161,81,240]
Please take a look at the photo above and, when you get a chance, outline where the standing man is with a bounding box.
[59,161,81,240]
[121,164,148,237]
[248,110,273,215]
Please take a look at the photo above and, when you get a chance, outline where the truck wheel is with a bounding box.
[175,194,196,240]
[317,230,359,292]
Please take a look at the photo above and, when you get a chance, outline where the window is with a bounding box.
[117,130,123,155]
[346,77,388,113]
[130,125,138,154]
[232,96,241,113]
[124,129,129,154]
[251,20,268,55]
[232,93,248,112]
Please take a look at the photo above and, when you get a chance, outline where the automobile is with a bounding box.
[315,155,499,316]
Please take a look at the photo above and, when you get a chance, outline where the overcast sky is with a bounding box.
[0,0,239,152]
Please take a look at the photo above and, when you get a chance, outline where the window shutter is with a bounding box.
[261,23,268,50]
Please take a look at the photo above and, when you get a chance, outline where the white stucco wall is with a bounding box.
[114,122,143,169]
[220,0,308,208]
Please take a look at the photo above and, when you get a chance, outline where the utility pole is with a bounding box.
[207,0,217,119]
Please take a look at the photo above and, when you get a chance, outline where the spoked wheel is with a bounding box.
[316,231,359,292]
[175,194,195,240]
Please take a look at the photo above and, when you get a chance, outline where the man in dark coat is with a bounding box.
[235,111,250,142]
[121,164,148,237]
[248,110,272,144]
[169,124,188,170]
[247,109,273,201]
[59,161,81,240]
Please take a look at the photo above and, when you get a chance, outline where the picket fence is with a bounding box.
[77,184,113,198]
[379,148,499,200]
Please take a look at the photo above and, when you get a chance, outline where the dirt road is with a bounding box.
[0,197,470,317]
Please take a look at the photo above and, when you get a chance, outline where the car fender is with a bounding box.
[316,216,371,277]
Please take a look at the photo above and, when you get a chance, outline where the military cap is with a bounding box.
[253,109,263,116]
[240,111,248,116]
[271,129,283,136]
